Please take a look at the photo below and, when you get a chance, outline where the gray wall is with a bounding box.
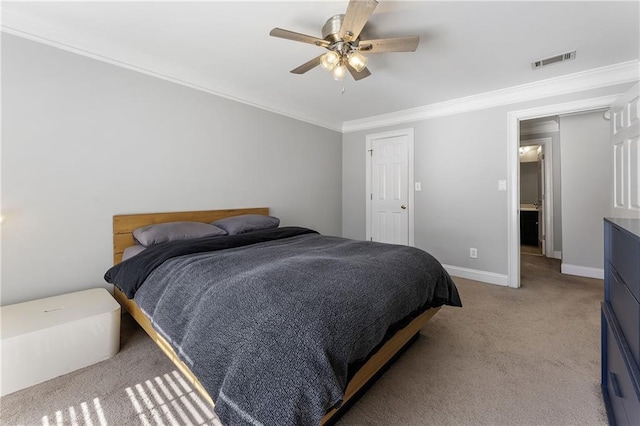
[519,162,538,204]
[344,108,509,274]
[1,35,342,305]
[559,110,610,271]
[343,84,633,277]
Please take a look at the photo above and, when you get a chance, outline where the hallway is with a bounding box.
[520,253,603,289]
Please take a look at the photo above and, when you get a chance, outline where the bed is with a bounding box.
[105,208,461,425]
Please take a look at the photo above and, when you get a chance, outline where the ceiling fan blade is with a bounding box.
[290,55,323,74]
[346,63,371,81]
[359,36,420,53]
[270,28,330,48]
[339,0,378,42]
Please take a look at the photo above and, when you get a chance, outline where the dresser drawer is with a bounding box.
[606,343,630,425]
[606,318,640,426]
[611,224,640,302]
[610,269,640,367]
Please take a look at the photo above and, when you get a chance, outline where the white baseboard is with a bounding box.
[443,265,508,287]
[553,251,562,260]
[560,263,604,279]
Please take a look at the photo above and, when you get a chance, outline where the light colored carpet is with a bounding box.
[1,255,607,425]
[338,255,607,425]
[1,312,221,426]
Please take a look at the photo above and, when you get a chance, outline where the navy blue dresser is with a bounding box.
[602,218,640,425]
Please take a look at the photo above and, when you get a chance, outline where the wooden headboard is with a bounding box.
[113,207,269,264]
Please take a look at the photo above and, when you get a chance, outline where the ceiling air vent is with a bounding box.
[531,50,576,69]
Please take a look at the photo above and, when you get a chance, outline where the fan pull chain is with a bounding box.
[341,82,345,95]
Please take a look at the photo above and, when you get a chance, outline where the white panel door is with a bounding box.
[610,83,640,217]
[371,136,409,244]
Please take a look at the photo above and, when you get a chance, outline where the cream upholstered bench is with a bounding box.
[1,288,120,396]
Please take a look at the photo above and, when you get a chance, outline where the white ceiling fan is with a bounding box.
[269,0,420,81]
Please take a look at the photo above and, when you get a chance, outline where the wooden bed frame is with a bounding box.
[112,207,440,425]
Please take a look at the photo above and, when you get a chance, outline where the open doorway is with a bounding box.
[519,117,559,260]
[519,119,560,286]
[507,95,619,288]
[519,143,545,256]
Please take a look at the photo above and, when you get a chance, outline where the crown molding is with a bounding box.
[3,8,638,136]
[342,60,640,133]
[1,9,343,133]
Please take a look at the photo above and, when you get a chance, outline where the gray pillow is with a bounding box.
[212,214,280,235]
[133,221,227,247]
[122,244,147,260]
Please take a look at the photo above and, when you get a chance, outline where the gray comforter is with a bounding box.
[121,229,460,425]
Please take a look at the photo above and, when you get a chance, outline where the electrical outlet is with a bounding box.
[470,248,478,258]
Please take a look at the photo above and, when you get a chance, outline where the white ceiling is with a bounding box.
[2,1,639,131]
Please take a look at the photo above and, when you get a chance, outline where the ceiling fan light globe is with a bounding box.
[348,52,368,72]
[320,51,340,71]
[333,64,347,81]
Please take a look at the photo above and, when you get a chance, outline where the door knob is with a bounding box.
[401,205,407,209]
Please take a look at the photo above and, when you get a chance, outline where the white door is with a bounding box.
[367,131,412,245]
[537,146,546,255]
[610,82,640,218]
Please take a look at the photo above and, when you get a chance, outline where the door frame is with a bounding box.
[507,94,620,288]
[366,128,415,246]
[520,137,554,258]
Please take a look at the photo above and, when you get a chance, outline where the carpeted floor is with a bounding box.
[1,255,607,425]
[520,244,543,256]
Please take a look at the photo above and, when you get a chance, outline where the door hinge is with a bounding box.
[370,193,373,200]
[368,149,373,156]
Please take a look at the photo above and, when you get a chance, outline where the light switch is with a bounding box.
[498,180,507,191]
[414,182,422,191]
